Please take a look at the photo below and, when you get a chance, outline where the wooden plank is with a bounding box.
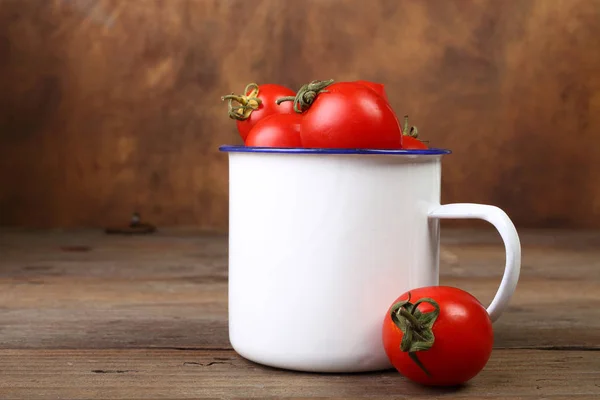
[0,229,599,350]
[1,229,598,277]
[0,230,599,398]
[0,278,599,350]
[0,349,598,399]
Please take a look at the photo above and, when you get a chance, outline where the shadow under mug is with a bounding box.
[220,146,521,373]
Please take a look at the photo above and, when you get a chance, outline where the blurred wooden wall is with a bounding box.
[0,0,599,231]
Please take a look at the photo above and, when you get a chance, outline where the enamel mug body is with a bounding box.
[222,147,521,373]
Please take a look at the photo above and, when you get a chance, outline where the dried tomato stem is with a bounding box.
[221,94,248,104]
[221,83,262,121]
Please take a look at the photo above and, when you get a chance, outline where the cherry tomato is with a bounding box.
[402,136,428,150]
[222,83,295,141]
[355,80,390,102]
[400,115,428,149]
[279,80,402,149]
[382,286,493,386]
[245,113,302,148]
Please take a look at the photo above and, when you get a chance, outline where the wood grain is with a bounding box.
[0,0,600,230]
[0,229,599,350]
[0,228,599,398]
[0,349,598,399]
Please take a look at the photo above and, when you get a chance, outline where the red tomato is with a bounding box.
[382,286,493,386]
[245,114,302,148]
[222,83,295,141]
[400,115,428,149]
[402,136,428,150]
[355,80,390,102]
[280,80,402,149]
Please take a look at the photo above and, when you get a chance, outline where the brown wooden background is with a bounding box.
[0,0,599,231]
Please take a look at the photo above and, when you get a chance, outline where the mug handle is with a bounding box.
[428,203,521,322]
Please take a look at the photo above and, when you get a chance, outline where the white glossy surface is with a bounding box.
[428,203,521,322]
[226,152,521,372]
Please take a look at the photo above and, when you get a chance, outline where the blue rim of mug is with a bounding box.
[219,145,452,155]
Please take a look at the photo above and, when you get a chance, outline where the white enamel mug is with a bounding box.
[220,146,521,373]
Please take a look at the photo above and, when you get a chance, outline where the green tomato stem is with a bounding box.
[403,115,419,138]
[390,293,441,377]
[276,79,335,113]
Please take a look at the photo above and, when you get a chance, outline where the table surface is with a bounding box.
[0,228,599,399]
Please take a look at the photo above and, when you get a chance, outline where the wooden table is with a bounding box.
[0,228,599,399]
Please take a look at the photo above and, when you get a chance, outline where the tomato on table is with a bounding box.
[382,286,494,386]
[277,80,402,149]
[222,83,296,141]
[245,113,303,148]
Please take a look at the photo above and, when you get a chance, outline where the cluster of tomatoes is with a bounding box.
[222,81,493,388]
[221,79,429,150]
